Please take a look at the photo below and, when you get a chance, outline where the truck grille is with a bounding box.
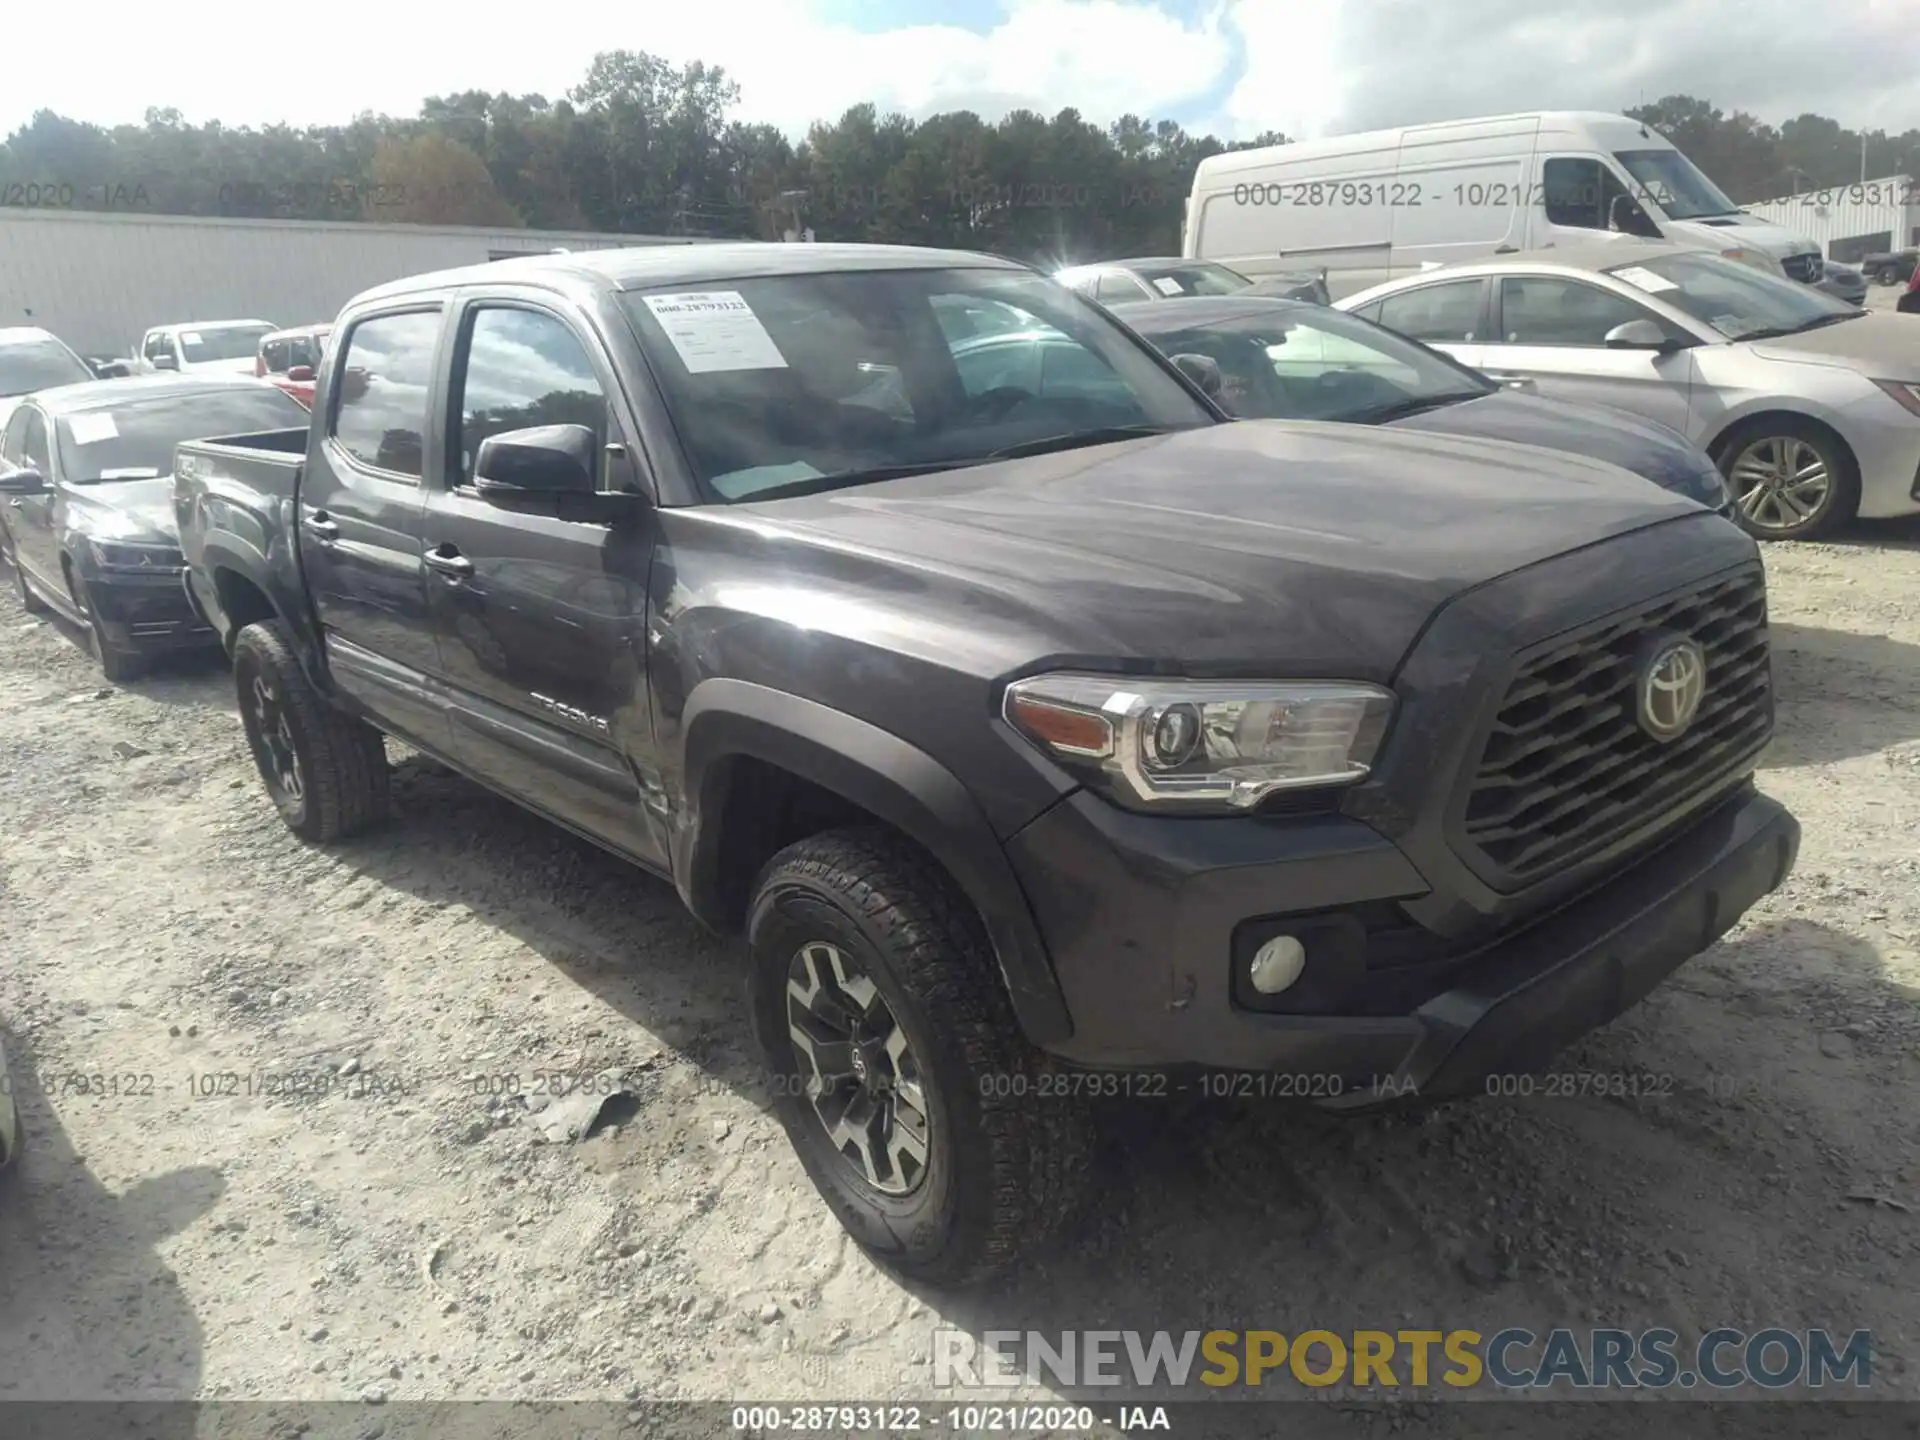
[1782,252,1823,284]
[1457,567,1772,886]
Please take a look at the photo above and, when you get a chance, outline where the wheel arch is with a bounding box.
[1704,407,1859,473]
[675,679,1073,1046]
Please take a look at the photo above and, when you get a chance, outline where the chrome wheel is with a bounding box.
[249,673,305,803]
[1729,435,1833,534]
[786,940,930,1196]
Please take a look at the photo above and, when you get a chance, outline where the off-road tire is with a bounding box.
[232,619,390,842]
[746,826,1091,1286]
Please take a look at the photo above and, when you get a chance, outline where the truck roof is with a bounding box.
[1194,110,1665,180]
[28,373,280,416]
[349,242,1031,306]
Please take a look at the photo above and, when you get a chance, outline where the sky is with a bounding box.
[6,0,1919,143]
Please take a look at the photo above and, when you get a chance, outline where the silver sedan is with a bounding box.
[1336,239,1920,540]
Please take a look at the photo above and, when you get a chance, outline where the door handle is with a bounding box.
[304,511,339,540]
[423,546,474,578]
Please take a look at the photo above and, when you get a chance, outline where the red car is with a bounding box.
[1901,263,1920,315]
[256,324,332,407]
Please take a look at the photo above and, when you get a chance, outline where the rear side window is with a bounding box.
[454,307,609,486]
[330,310,441,477]
[1372,281,1482,343]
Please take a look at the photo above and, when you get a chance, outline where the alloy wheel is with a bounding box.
[785,940,931,1196]
[249,672,305,804]
[1729,436,1833,534]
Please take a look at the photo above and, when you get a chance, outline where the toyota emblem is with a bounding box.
[1637,636,1707,742]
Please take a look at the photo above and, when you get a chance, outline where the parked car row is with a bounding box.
[0,241,1812,1284]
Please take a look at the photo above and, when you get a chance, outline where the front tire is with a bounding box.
[232,619,390,842]
[1719,420,1859,541]
[746,827,1091,1286]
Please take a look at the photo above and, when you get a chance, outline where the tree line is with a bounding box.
[3,53,1916,265]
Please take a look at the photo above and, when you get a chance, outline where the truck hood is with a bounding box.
[1743,313,1916,375]
[1668,214,1818,261]
[731,421,1700,680]
[62,477,181,545]
[1387,390,1724,507]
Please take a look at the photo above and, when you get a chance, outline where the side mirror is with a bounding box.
[1170,352,1225,400]
[1608,193,1662,240]
[0,468,47,495]
[473,424,598,499]
[1604,319,1680,352]
[286,365,314,383]
[149,354,179,372]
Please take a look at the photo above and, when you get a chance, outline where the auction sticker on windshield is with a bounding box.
[67,413,119,445]
[641,291,789,373]
[1152,277,1184,296]
[1613,266,1680,294]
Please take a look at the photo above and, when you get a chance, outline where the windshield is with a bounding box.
[0,337,93,397]
[1614,148,1741,221]
[1137,304,1492,422]
[619,268,1216,501]
[56,387,311,482]
[179,325,275,364]
[1130,262,1253,298]
[1607,252,1859,341]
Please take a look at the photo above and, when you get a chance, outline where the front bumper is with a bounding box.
[1009,784,1797,1100]
[86,567,218,653]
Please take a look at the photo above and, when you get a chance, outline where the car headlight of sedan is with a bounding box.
[1003,673,1394,813]
[88,539,185,571]
[1873,380,1920,417]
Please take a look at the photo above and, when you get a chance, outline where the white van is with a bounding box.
[1184,111,1823,300]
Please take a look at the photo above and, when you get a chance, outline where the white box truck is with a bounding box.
[1184,111,1823,299]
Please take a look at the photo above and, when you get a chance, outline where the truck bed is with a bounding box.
[174,427,312,652]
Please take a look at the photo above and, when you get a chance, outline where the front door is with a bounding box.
[298,305,452,752]
[1475,274,1695,432]
[420,296,662,867]
[1,405,62,593]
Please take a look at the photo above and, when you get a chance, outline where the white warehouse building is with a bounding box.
[1744,175,1920,264]
[0,208,715,357]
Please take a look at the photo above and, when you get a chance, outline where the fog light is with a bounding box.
[1248,935,1307,995]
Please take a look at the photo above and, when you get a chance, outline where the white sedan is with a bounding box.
[1337,240,1920,540]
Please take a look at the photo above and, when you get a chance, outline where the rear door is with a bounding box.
[299,304,453,752]
[418,289,663,866]
[1476,273,1695,430]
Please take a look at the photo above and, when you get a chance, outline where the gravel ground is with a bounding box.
[1,516,1918,1428]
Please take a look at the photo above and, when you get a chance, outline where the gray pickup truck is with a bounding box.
[174,242,1798,1284]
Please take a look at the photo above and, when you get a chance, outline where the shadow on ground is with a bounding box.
[0,1020,223,1425]
[1765,622,1920,767]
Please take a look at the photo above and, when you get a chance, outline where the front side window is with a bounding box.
[619,268,1214,502]
[1606,252,1857,340]
[143,332,173,362]
[1372,280,1483,343]
[19,408,52,473]
[1093,272,1152,304]
[331,309,442,478]
[55,388,310,483]
[261,339,292,374]
[454,307,609,486]
[1495,277,1657,346]
[1542,157,1632,231]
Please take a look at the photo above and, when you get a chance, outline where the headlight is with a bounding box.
[1873,380,1920,417]
[88,539,185,571]
[1002,673,1395,813]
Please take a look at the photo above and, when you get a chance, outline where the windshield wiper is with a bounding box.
[740,459,984,502]
[984,424,1177,461]
[1351,392,1484,424]
[1741,312,1865,341]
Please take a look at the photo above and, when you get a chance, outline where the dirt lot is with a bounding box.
[2,516,1919,1425]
